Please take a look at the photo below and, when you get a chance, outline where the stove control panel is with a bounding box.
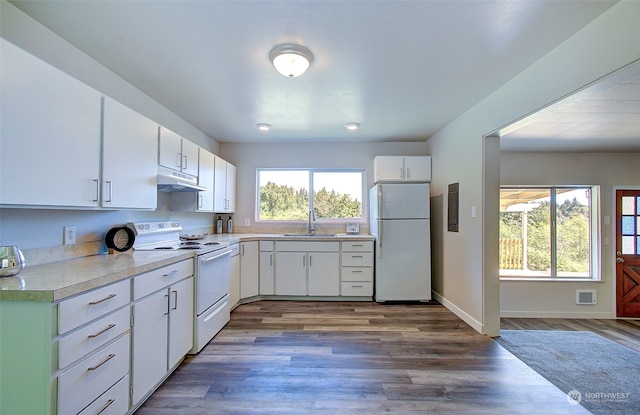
[127,221,182,235]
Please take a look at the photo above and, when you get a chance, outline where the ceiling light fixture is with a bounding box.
[269,44,314,78]
[345,122,360,130]
[257,123,271,131]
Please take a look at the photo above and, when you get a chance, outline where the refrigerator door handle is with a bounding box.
[377,186,383,258]
[378,219,382,258]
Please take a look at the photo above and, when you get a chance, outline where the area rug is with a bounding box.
[495,330,640,415]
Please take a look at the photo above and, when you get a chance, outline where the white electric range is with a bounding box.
[128,221,233,354]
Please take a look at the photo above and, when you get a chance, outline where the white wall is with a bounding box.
[500,152,640,318]
[426,1,640,335]
[0,2,219,252]
[219,141,429,231]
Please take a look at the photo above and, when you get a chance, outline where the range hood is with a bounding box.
[157,166,206,192]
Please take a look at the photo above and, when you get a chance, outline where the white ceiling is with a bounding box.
[11,0,638,151]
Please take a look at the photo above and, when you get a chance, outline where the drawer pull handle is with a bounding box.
[87,353,115,371]
[352,244,364,247]
[96,398,115,415]
[88,323,116,339]
[351,285,363,288]
[89,293,116,305]
[351,270,363,273]
[163,270,179,277]
[351,255,363,258]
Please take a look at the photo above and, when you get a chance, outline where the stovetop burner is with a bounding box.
[128,221,229,254]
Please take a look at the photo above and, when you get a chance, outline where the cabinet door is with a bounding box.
[168,277,194,369]
[275,252,307,295]
[225,162,236,212]
[0,39,101,207]
[158,127,183,172]
[213,156,227,212]
[229,245,241,307]
[373,156,404,182]
[197,148,215,211]
[102,97,158,209]
[308,252,340,296]
[132,290,169,405]
[240,242,259,298]
[181,139,200,177]
[259,251,274,295]
[403,156,431,182]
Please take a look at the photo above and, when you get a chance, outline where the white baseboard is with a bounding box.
[432,291,484,334]
[500,310,614,319]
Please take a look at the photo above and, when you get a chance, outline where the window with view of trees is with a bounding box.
[499,186,598,279]
[257,169,363,221]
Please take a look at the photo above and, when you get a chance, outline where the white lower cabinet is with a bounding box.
[274,241,340,296]
[131,260,194,407]
[58,334,130,415]
[259,241,275,295]
[341,241,374,297]
[308,252,340,296]
[229,242,241,308]
[79,375,130,415]
[240,241,259,299]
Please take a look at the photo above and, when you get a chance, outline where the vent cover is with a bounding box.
[576,290,597,305]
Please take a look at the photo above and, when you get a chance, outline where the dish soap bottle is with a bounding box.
[216,216,223,234]
[227,216,233,234]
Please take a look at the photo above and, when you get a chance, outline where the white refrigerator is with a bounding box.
[369,183,431,302]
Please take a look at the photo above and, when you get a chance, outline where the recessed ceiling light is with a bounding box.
[345,122,360,130]
[269,44,314,78]
[257,123,271,131]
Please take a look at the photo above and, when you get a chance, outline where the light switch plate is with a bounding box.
[346,222,360,234]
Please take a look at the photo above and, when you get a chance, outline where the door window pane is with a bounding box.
[622,196,634,215]
[622,216,635,235]
[622,236,634,255]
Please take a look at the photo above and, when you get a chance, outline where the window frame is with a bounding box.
[499,185,600,281]
[256,167,366,224]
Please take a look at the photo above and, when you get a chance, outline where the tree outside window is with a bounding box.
[258,169,363,221]
[499,187,596,279]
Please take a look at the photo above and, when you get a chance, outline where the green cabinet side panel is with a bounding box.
[0,301,54,414]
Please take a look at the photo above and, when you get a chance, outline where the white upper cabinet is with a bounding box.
[373,156,431,183]
[158,127,199,177]
[102,97,158,209]
[197,148,215,212]
[0,39,158,210]
[214,156,236,213]
[0,39,101,207]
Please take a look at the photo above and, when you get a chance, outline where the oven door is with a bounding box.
[195,248,232,315]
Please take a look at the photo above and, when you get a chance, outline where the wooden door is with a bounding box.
[616,189,640,317]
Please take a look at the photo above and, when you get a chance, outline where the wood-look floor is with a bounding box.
[136,301,592,415]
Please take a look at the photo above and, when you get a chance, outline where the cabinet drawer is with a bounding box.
[78,375,129,415]
[341,282,373,296]
[58,280,130,335]
[276,241,339,252]
[134,259,193,300]
[342,241,373,252]
[59,307,130,369]
[341,252,373,267]
[58,334,130,415]
[259,240,274,251]
[341,267,373,282]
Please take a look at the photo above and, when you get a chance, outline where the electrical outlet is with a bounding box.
[244,218,250,226]
[64,226,76,245]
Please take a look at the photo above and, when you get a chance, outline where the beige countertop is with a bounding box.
[0,233,374,302]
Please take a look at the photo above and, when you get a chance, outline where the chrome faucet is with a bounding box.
[308,209,316,235]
